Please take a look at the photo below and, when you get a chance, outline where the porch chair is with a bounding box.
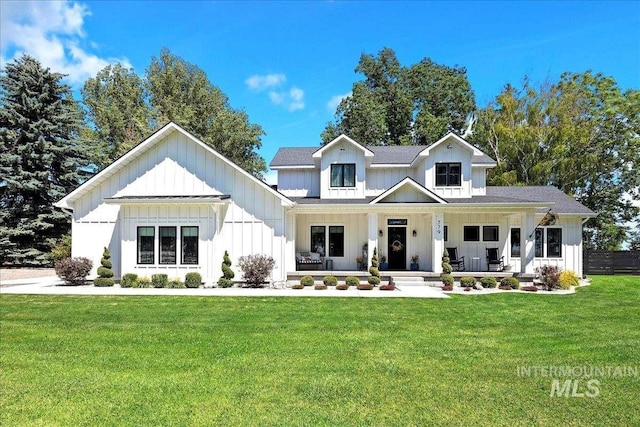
[446,247,465,271]
[486,248,504,272]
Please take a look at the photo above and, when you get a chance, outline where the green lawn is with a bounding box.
[1,277,639,426]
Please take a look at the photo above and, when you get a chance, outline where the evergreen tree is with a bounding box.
[0,55,92,265]
[218,250,235,288]
[94,247,115,287]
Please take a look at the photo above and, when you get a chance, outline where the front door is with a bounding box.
[387,227,406,270]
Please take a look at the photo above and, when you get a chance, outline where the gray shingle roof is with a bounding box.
[270,145,495,167]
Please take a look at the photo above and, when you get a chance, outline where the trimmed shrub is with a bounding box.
[292,283,304,289]
[345,276,360,287]
[368,276,381,285]
[137,276,151,288]
[218,250,235,288]
[536,265,561,290]
[169,277,185,288]
[460,276,477,288]
[357,283,374,290]
[323,275,338,286]
[500,277,520,290]
[558,270,580,289]
[55,257,92,285]
[441,285,454,291]
[480,276,497,288]
[522,285,539,292]
[314,284,327,290]
[151,274,169,288]
[50,235,71,263]
[185,272,202,288]
[300,275,315,286]
[238,254,275,288]
[95,247,114,287]
[121,273,138,288]
[440,273,454,286]
[336,283,349,290]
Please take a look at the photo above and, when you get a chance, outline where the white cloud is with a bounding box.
[269,86,305,112]
[245,73,286,91]
[0,1,131,85]
[327,92,351,111]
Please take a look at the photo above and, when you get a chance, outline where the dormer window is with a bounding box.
[330,163,356,187]
[436,163,461,186]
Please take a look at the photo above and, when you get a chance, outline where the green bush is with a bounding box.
[95,247,114,287]
[460,276,477,287]
[368,276,381,285]
[314,284,327,290]
[500,277,520,289]
[169,277,185,288]
[480,276,498,288]
[137,276,151,288]
[120,273,138,288]
[558,270,580,289]
[345,276,360,287]
[218,250,235,287]
[440,274,454,286]
[300,275,315,286]
[49,235,71,263]
[185,272,202,288]
[323,276,337,286]
[151,274,169,288]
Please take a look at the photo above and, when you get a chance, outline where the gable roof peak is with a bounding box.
[312,134,374,158]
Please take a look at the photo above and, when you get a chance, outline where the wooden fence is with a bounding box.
[583,250,640,275]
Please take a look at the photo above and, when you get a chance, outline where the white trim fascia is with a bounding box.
[269,165,315,170]
[369,177,447,204]
[312,134,374,159]
[104,196,230,205]
[55,122,294,209]
[411,132,488,167]
[369,163,412,168]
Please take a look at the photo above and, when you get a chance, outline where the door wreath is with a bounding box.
[391,240,403,252]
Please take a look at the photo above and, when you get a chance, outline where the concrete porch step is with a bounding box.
[390,276,426,286]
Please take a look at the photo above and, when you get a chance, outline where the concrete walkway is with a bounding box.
[0,276,450,298]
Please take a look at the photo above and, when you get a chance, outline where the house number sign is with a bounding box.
[436,219,442,237]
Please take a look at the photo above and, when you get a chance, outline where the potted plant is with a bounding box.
[356,256,363,270]
[380,255,388,270]
[410,254,419,271]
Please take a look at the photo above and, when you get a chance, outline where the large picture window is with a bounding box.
[328,226,344,257]
[159,226,177,264]
[137,227,155,264]
[330,164,356,187]
[311,226,326,256]
[435,163,461,186]
[181,226,198,264]
[510,228,521,257]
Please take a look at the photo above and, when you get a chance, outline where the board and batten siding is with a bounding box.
[319,143,366,199]
[422,144,473,199]
[276,169,319,197]
[69,130,288,282]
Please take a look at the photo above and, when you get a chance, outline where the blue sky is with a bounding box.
[1,1,639,183]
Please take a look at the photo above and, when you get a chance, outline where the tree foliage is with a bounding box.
[472,72,640,249]
[0,55,94,265]
[322,47,475,145]
[81,64,152,168]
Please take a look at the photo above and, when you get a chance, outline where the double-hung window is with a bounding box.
[181,226,198,264]
[330,164,355,187]
[159,227,177,264]
[137,227,155,264]
[435,163,461,186]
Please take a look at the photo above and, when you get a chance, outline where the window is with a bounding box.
[328,226,344,257]
[330,164,355,187]
[535,229,544,257]
[510,228,521,257]
[444,225,448,242]
[483,226,499,242]
[159,226,177,264]
[464,226,480,242]
[311,226,326,256]
[181,226,198,264]
[547,228,562,258]
[435,163,461,186]
[137,227,155,264]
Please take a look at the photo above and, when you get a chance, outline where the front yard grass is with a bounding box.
[1,276,638,426]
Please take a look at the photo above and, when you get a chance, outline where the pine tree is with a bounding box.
[0,55,93,265]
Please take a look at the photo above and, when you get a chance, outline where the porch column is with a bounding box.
[432,212,444,274]
[285,210,296,273]
[521,211,535,274]
[367,212,379,268]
